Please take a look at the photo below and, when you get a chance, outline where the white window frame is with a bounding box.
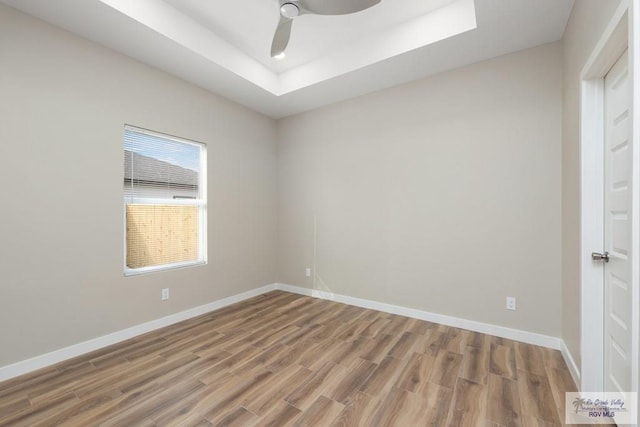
[123,125,207,276]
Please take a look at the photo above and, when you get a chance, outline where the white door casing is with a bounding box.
[603,49,632,393]
[579,2,639,408]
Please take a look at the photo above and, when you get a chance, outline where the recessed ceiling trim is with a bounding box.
[278,0,476,94]
[99,0,280,92]
[99,0,475,96]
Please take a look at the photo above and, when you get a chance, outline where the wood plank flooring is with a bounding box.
[0,291,580,426]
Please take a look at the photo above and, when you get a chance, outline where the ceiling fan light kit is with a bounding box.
[280,3,300,19]
[270,0,382,59]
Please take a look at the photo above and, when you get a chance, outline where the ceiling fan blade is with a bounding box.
[298,0,381,16]
[271,15,293,58]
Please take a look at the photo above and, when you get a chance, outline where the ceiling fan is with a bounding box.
[271,0,382,59]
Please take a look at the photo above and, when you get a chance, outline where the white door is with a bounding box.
[602,49,632,393]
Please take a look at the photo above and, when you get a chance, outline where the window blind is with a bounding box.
[123,126,206,274]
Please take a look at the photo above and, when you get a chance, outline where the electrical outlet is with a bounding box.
[305,268,311,277]
[506,296,516,311]
[162,288,169,301]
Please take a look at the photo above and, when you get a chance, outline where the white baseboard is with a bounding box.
[0,282,574,385]
[560,340,581,387]
[0,284,277,382]
[275,283,563,350]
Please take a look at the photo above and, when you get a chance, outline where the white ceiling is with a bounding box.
[161,0,461,73]
[2,0,574,118]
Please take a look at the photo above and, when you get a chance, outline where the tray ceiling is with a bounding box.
[1,0,574,118]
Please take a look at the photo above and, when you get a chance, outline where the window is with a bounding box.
[123,125,207,275]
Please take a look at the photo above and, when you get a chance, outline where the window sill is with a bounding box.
[124,260,206,276]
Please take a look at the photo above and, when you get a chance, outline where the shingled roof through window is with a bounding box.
[124,150,198,188]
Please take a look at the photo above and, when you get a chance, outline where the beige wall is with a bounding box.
[277,43,563,337]
[561,0,622,371]
[0,5,277,366]
[3,0,608,370]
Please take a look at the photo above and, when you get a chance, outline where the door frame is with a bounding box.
[580,0,639,395]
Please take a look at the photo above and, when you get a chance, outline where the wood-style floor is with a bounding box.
[0,291,579,426]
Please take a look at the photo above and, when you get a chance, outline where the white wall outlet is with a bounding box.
[506,296,516,311]
[305,268,311,277]
[161,288,169,301]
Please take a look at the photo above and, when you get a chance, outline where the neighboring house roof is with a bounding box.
[124,150,198,188]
